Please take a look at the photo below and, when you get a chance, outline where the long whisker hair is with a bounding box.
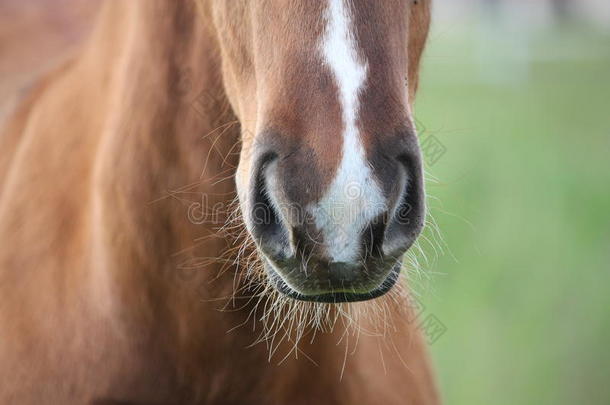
[194,171,446,362]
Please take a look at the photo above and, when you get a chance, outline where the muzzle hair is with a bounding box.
[201,182,446,361]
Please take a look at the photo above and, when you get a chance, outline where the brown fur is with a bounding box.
[0,1,438,404]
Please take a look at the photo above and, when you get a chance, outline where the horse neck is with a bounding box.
[86,1,244,318]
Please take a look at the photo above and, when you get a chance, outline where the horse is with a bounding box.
[0,0,438,403]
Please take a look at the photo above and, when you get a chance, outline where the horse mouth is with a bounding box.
[261,257,402,303]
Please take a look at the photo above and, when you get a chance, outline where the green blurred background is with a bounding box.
[414,1,610,403]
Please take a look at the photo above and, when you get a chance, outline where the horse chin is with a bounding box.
[261,259,402,304]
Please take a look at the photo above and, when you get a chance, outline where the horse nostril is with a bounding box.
[361,212,389,258]
[249,153,290,259]
[382,152,426,257]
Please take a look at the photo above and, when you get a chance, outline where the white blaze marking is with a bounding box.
[311,0,386,263]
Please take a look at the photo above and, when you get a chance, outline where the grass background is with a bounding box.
[414,18,610,405]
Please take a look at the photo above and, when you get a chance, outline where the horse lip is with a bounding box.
[261,257,402,303]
